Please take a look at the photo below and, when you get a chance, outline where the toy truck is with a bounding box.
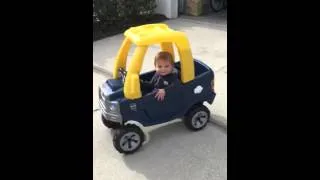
[99,24,216,154]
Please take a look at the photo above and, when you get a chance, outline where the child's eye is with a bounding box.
[165,65,169,68]
[158,65,162,68]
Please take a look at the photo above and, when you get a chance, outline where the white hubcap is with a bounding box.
[119,132,141,151]
[191,111,209,128]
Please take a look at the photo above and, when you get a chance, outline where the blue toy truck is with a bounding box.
[98,24,216,154]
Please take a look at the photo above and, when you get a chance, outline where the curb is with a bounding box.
[93,65,227,130]
[93,63,113,77]
[210,115,227,131]
[176,16,227,31]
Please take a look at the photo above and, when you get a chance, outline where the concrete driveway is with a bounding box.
[93,108,227,180]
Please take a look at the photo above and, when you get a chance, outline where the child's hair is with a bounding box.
[154,51,174,66]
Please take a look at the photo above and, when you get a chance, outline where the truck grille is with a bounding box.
[99,99,122,123]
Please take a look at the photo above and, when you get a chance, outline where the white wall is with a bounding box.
[154,0,178,19]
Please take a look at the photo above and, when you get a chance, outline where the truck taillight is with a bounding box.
[211,79,215,93]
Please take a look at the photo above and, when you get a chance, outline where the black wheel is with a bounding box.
[223,0,227,9]
[210,0,225,12]
[101,115,121,129]
[113,125,145,154]
[184,104,210,131]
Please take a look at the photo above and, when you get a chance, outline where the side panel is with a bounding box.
[120,99,151,126]
[140,81,186,126]
[120,59,216,127]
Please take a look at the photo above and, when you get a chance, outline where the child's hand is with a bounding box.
[155,89,166,101]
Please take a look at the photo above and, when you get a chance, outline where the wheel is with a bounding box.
[101,115,121,129]
[223,0,227,9]
[184,104,210,131]
[113,125,145,154]
[210,0,225,12]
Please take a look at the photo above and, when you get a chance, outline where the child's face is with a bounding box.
[155,59,173,76]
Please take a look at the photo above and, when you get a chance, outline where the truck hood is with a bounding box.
[100,80,124,102]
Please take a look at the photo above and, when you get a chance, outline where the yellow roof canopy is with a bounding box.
[124,23,186,46]
[114,23,195,99]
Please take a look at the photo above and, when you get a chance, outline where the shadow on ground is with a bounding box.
[122,121,227,180]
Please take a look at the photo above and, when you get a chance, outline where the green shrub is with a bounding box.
[93,0,157,35]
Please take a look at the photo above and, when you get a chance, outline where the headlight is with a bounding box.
[109,104,117,111]
[108,101,119,113]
